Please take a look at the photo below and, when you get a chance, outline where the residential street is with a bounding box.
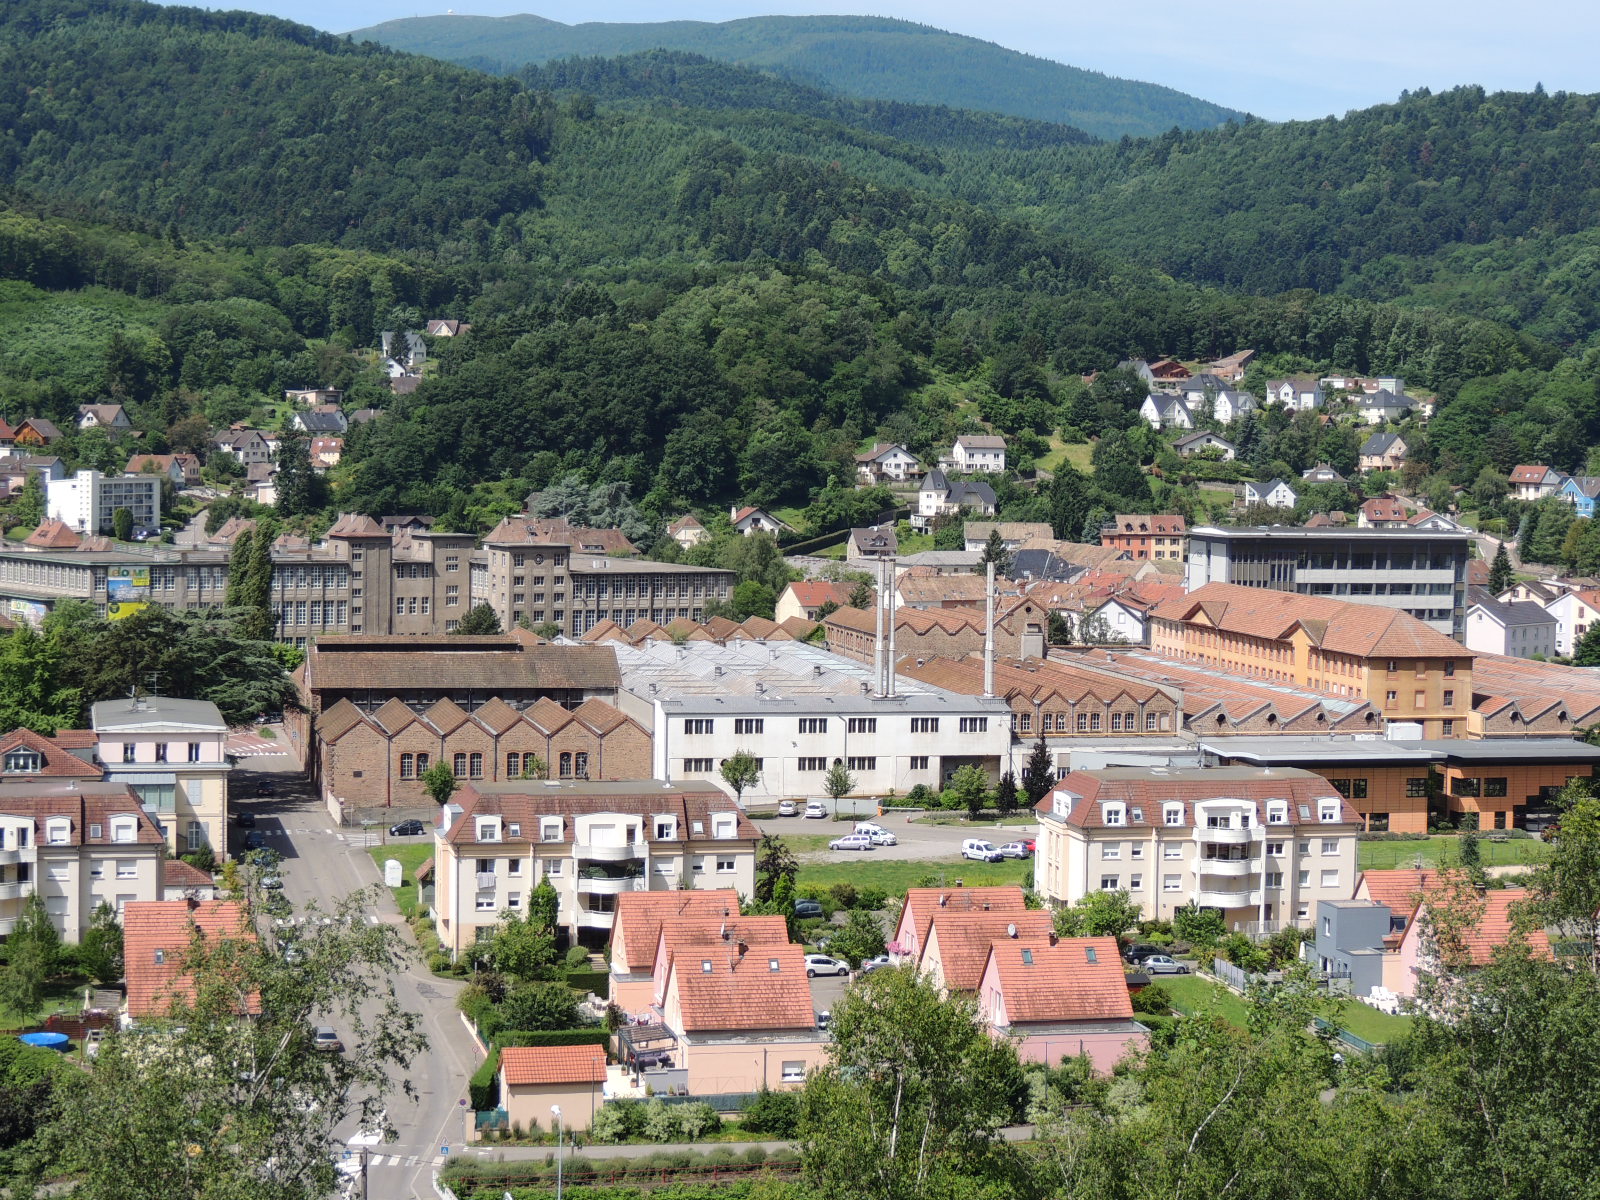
[231,751,482,1200]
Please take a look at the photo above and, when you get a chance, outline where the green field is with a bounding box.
[367,843,433,919]
[1158,973,1412,1045]
[1357,836,1550,871]
[796,855,1032,895]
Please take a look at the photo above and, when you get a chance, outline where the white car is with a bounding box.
[961,839,1003,862]
[829,833,874,852]
[803,801,828,819]
[854,823,898,846]
[777,800,797,817]
[804,954,849,978]
[860,954,893,973]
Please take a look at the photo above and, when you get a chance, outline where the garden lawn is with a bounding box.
[1158,972,1412,1045]
[1357,835,1550,871]
[796,856,1032,895]
[368,842,434,919]
[0,974,93,1029]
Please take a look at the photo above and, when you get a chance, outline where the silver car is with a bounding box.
[829,833,874,852]
[1141,955,1190,975]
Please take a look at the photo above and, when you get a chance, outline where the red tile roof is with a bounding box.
[986,935,1134,1023]
[667,941,816,1032]
[1356,868,1435,916]
[123,899,255,1018]
[501,1045,608,1086]
[0,728,101,777]
[1044,768,1358,830]
[24,519,81,549]
[902,886,1027,955]
[162,859,215,889]
[611,889,741,972]
[925,910,1054,991]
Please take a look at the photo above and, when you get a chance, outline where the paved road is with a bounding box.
[232,757,481,1200]
[754,813,1037,863]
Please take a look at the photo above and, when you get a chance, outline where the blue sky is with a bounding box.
[162,0,1598,120]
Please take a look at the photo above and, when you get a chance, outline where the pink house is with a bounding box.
[889,885,1029,964]
[658,941,827,1094]
[978,934,1148,1072]
[649,913,791,1007]
[1394,885,1552,1000]
[608,889,740,1014]
[919,910,1054,995]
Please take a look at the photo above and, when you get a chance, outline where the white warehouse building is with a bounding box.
[611,639,1014,804]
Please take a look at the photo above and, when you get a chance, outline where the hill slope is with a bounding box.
[347,13,1249,140]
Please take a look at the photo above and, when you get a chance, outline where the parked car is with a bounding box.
[855,823,897,846]
[313,1026,344,1053]
[235,810,256,828]
[860,955,893,974]
[388,819,426,837]
[260,872,284,890]
[804,954,849,978]
[829,833,874,852]
[961,838,1004,862]
[996,841,1032,859]
[1123,944,1166,965]
[257,781,276,797]
[243,830,266,850]
[815,1010,831,1030]
[1141,955,1190,975]
[1019,838,1037,853]
[803,801,828,819]
[794,899,824,919]
[777,800,798,817]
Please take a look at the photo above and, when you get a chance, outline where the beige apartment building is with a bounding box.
[92,696,231,857]
[0,784,165,940]
[1033,766,1361,933]
[431,781,760,955]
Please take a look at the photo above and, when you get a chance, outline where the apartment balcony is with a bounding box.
[475,872,497,891]
[574,841,650,863]
[1194,858,1254,878]
[1194,886,1262,909]
[1194,827,1254,846]
[576,909,618,930]
[577,874,648,896]
[0,881,31,901]
[0,847,35,867]
[0,915,15,935]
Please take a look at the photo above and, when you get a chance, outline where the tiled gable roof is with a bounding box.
[1044,768,1358,830]
[667,942,815,1032]
[925,910,1054,991]
[612,889,741,972]
[0,727,100,777]
[501,1045,607,1086]
[903,886,1027,954]
[24,519,81,549]
[1356,868,1434,917]
[123,899,255,1018]
[163,859,215,890]
[987,935,1134,1023]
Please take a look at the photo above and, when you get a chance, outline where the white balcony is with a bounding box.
[475,872,497,891]
[576,909,618,930]
[0,847,35,867]
[1195,827,1254,845]
[0,915,15,935]
[0,881,30,901]
[577,875,647,896]
[1195,858,1253,878]
[1195,886,1262,908]
[574,842,649,863]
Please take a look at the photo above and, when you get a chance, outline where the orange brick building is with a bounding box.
[1101,515,1187,561]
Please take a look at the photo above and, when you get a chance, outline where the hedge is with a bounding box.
[494,1029,611,1052]
[469,1049,500,1111]
[567,969,610,998]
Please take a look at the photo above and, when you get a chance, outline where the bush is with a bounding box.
[181,845,217,873]
[738,1088,800,1137]
[856,887,888,911]
[494,1029,610,1051]
[566,969,611,997]
[674,1102,722,1140]
[469,1050,500,1111]
[906,784,935,804]
[829,882,859,910]
[590,1100,641,1144]
[565,945,593,969]
[1130,983,1172,1016]
[642,1099,679,1143]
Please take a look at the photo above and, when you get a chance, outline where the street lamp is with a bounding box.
[551,1105,563,1200]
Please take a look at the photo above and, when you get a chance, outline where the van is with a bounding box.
[962,838,1003,862]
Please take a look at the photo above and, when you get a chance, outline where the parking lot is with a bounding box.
[753,811,1036,862]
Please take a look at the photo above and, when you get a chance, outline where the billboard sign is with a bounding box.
[106,565,151,603]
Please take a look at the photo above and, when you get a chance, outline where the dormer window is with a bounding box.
[540,819,562,843]
[1267,803,1288,825]
[1319,802,1340,822]
[111,819,137,843]
[1163,804,1183,826]
[3,751,40,773]
[1102,803,1125,827]
[712,813,737,839]
[476,819,502,843]
[654,816,677,840]
[46,818,70,845]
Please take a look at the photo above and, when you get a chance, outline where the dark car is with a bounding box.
[388,819,426,837]
[257,781,276,797]
[235,810,257,828]
[794,899,824,919]
[1124,944,1166,965]
[243,830,266,850]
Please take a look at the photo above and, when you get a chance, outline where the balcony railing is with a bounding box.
[1194,858,1253,878]
[0,881,31,901]
[574,841,649,863]
[578,875,648,896]
[577,909,618,929]
[0,847,36,867]
[1194,886,1262,908]
[1194,826,1255,845]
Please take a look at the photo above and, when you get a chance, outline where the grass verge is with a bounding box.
[1159,972,1412,1044]
[796,856,1032,895]
[367,842,433,919]
[1357,835,1550,871]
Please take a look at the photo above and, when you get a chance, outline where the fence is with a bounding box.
[474,1108,508,1132]
[1210,958,1283,993]
[648,1090,764,1113]
[1312,1015,1385,1054]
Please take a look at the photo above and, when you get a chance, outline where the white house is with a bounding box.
[1465,598,1557,660]
[914,470,997,531]
[948,435,1007,474]
[47,470,162,537]
[1138,394,1194,431]
[730,506,795,538]
[1301,463,1346,484]
[92,696,232,858]
[1264,380,1324,411]
[1509,465,1566,502]
[1242,479,1299,509]
[854,443,922,485]
[1357,390,1414,426]
[1545,589,1600,657]
[1084,595,1150,644]
[1172,430,1237,461]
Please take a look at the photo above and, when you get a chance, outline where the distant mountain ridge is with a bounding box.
[347,12,1251,140]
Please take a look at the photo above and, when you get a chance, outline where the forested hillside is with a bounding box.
[0,0,1592,530]
[349,12,1249,139]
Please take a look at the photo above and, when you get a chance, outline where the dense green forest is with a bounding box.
[0,0,1594,529]
[348,12,1249,140]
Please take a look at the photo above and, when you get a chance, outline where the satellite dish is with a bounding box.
[1006,922,1018,938]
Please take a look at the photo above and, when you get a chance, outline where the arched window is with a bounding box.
[559,752,573,778]
[400,753,415,780]
[506,752,521,777]
[469,753,483,779]
[574,752,589,778]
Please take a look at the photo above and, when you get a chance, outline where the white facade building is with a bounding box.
[92,696,231,858]
[1032,766,1361,932]
[1544,590,1600,657]
[613,639,1014,803]
[948,435,1007,473]
[47,470,161,537]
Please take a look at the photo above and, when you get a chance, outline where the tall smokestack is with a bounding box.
[886,556,897,697]
[873,555,887,698]
[983,560,996,698]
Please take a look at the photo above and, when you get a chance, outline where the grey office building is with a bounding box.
[1185,525,1472,640]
